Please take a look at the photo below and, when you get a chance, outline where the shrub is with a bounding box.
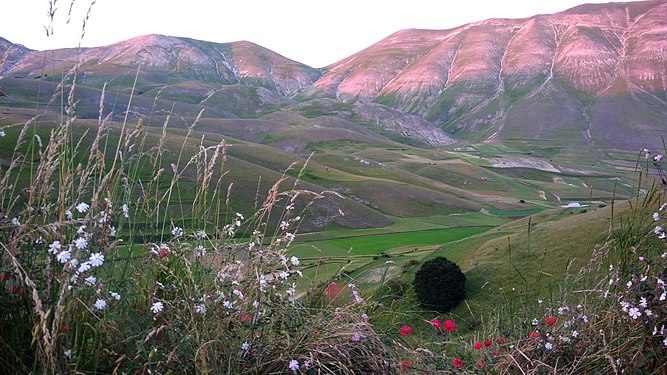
[412,257,466,313]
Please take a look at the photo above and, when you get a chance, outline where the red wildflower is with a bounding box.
[453,358,463,368]
[240,313,251,323]
[400,361,410,370]
[429,318,441,331]
[529,331,539,338]
[474,341,482,350]
[311,327,319,334]
[484,339,492,347]
[476,360,485,368]
[492,351,499,357]
[399,325,413,336]
[443,319,457,334]
[495,337,505,344]
[158,245,170,258]
[544,316,557,326]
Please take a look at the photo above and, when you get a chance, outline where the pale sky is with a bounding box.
[1,0,648,68]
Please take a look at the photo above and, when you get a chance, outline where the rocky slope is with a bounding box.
[4,34,321,96]
[307,0,667,151]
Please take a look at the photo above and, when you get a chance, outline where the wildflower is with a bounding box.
[48,240,62,254]
[286,284,296,297]
[151,301,164,314]
[628,307,641,320]
[158,244,170,258]
[56,250,72,264]
[660,292,666,301]
[401,361,410,370]
[351,290,362,303]
[544,316,557,326]
[655,226,663,234]
[529,331,539,338]
[453,358,463,368]
[646,309,654,317]
[195,245,206,257]
[11,217,20,226]
[531,318,539,326]
[233,288,244,299]
[236,212,244,220]
[121,204,129,218]
[68,258,78,268]
[78,262,91,273]
[195,304,206,314]
[476,360,485,368]
[399,325,413,336]
[77,225,86,234]
[654,154,663,163]
[280,221,289,230]
[572,330,579,338]
[304,360,311,369]
[639,297,648,308]
[627,280,633,288]
[241,341,250,351]
[664,337,667,346]
[89,253,104,267]
[429,318,441,331]
[351,333,361,342]
[65,210,73,219]
[558,306,569,315]
[0,129,5,137]
[64,348,71,358]
[443,319,456,333]
[474,341,482,350]
[484,340,492,347]
[279,271,289,280]
[545,342,553,350]
[290,256,300,266]
[288,359,299,373]
[223,300,234,309]
[172,226,183,237]
[75,202,90,213]
[94,298,107,310]
[84,276,96,286]
[582,315,589,323]
[74,237,88,250]
[108,226,116,236]
[110,291,121,300]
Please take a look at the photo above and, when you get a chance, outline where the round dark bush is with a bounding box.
[413,256,466,312]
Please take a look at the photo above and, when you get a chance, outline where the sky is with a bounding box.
[1,0,648,68]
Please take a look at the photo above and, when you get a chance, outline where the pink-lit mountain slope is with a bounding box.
[306,0,667,152]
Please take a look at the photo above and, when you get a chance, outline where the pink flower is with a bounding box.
[429,318,441,331]
[453,358,463,368]
[399,325,413,336]
[529,331,539,338]
[476,360,485,368]
[443,320,457,334]
[484,339,492,347]
[400,361,410,370]
[474,341,482,350]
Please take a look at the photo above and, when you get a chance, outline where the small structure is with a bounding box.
[560,202,587,208]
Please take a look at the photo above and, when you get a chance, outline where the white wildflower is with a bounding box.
[94,298,107,310]
[150,301,164,314]
[48,240,62,254]
[290,256,300,266]
[74,237,88,250]
[77,225,86,234]
[75,202,90,213]
[171,226,183,237]
[572,330,579,338]
[108,226,116,237]
[531,318,539,326]
[195,304,206,314]
[56,250,71,264]
[121,204,129,218]
[628,307,641,320]
[11,217,19,226]
[195,245,206,257]
[544,342,553,350]
[65,210,73,219]
[223,300,234,309]
[660,292,666,301]
[639,297,648,308]
[654,212,661,221]
[279,271,289,280]
[84,276,96,286]
[63,348,71,358]
[0,129,5,137]
[280,221,289,230]
[89,253,104,267]
[78,262,91,273]
[241,341,250,351]
[110,291,121,300]
[233,289,244,299]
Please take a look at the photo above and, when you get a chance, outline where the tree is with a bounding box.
[412,257,466,313]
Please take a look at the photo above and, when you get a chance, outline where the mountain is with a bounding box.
[0,37,31,76]
[306,0,667,153]
[5,34,321,96]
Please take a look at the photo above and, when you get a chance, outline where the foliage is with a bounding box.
[412,257,466,313]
